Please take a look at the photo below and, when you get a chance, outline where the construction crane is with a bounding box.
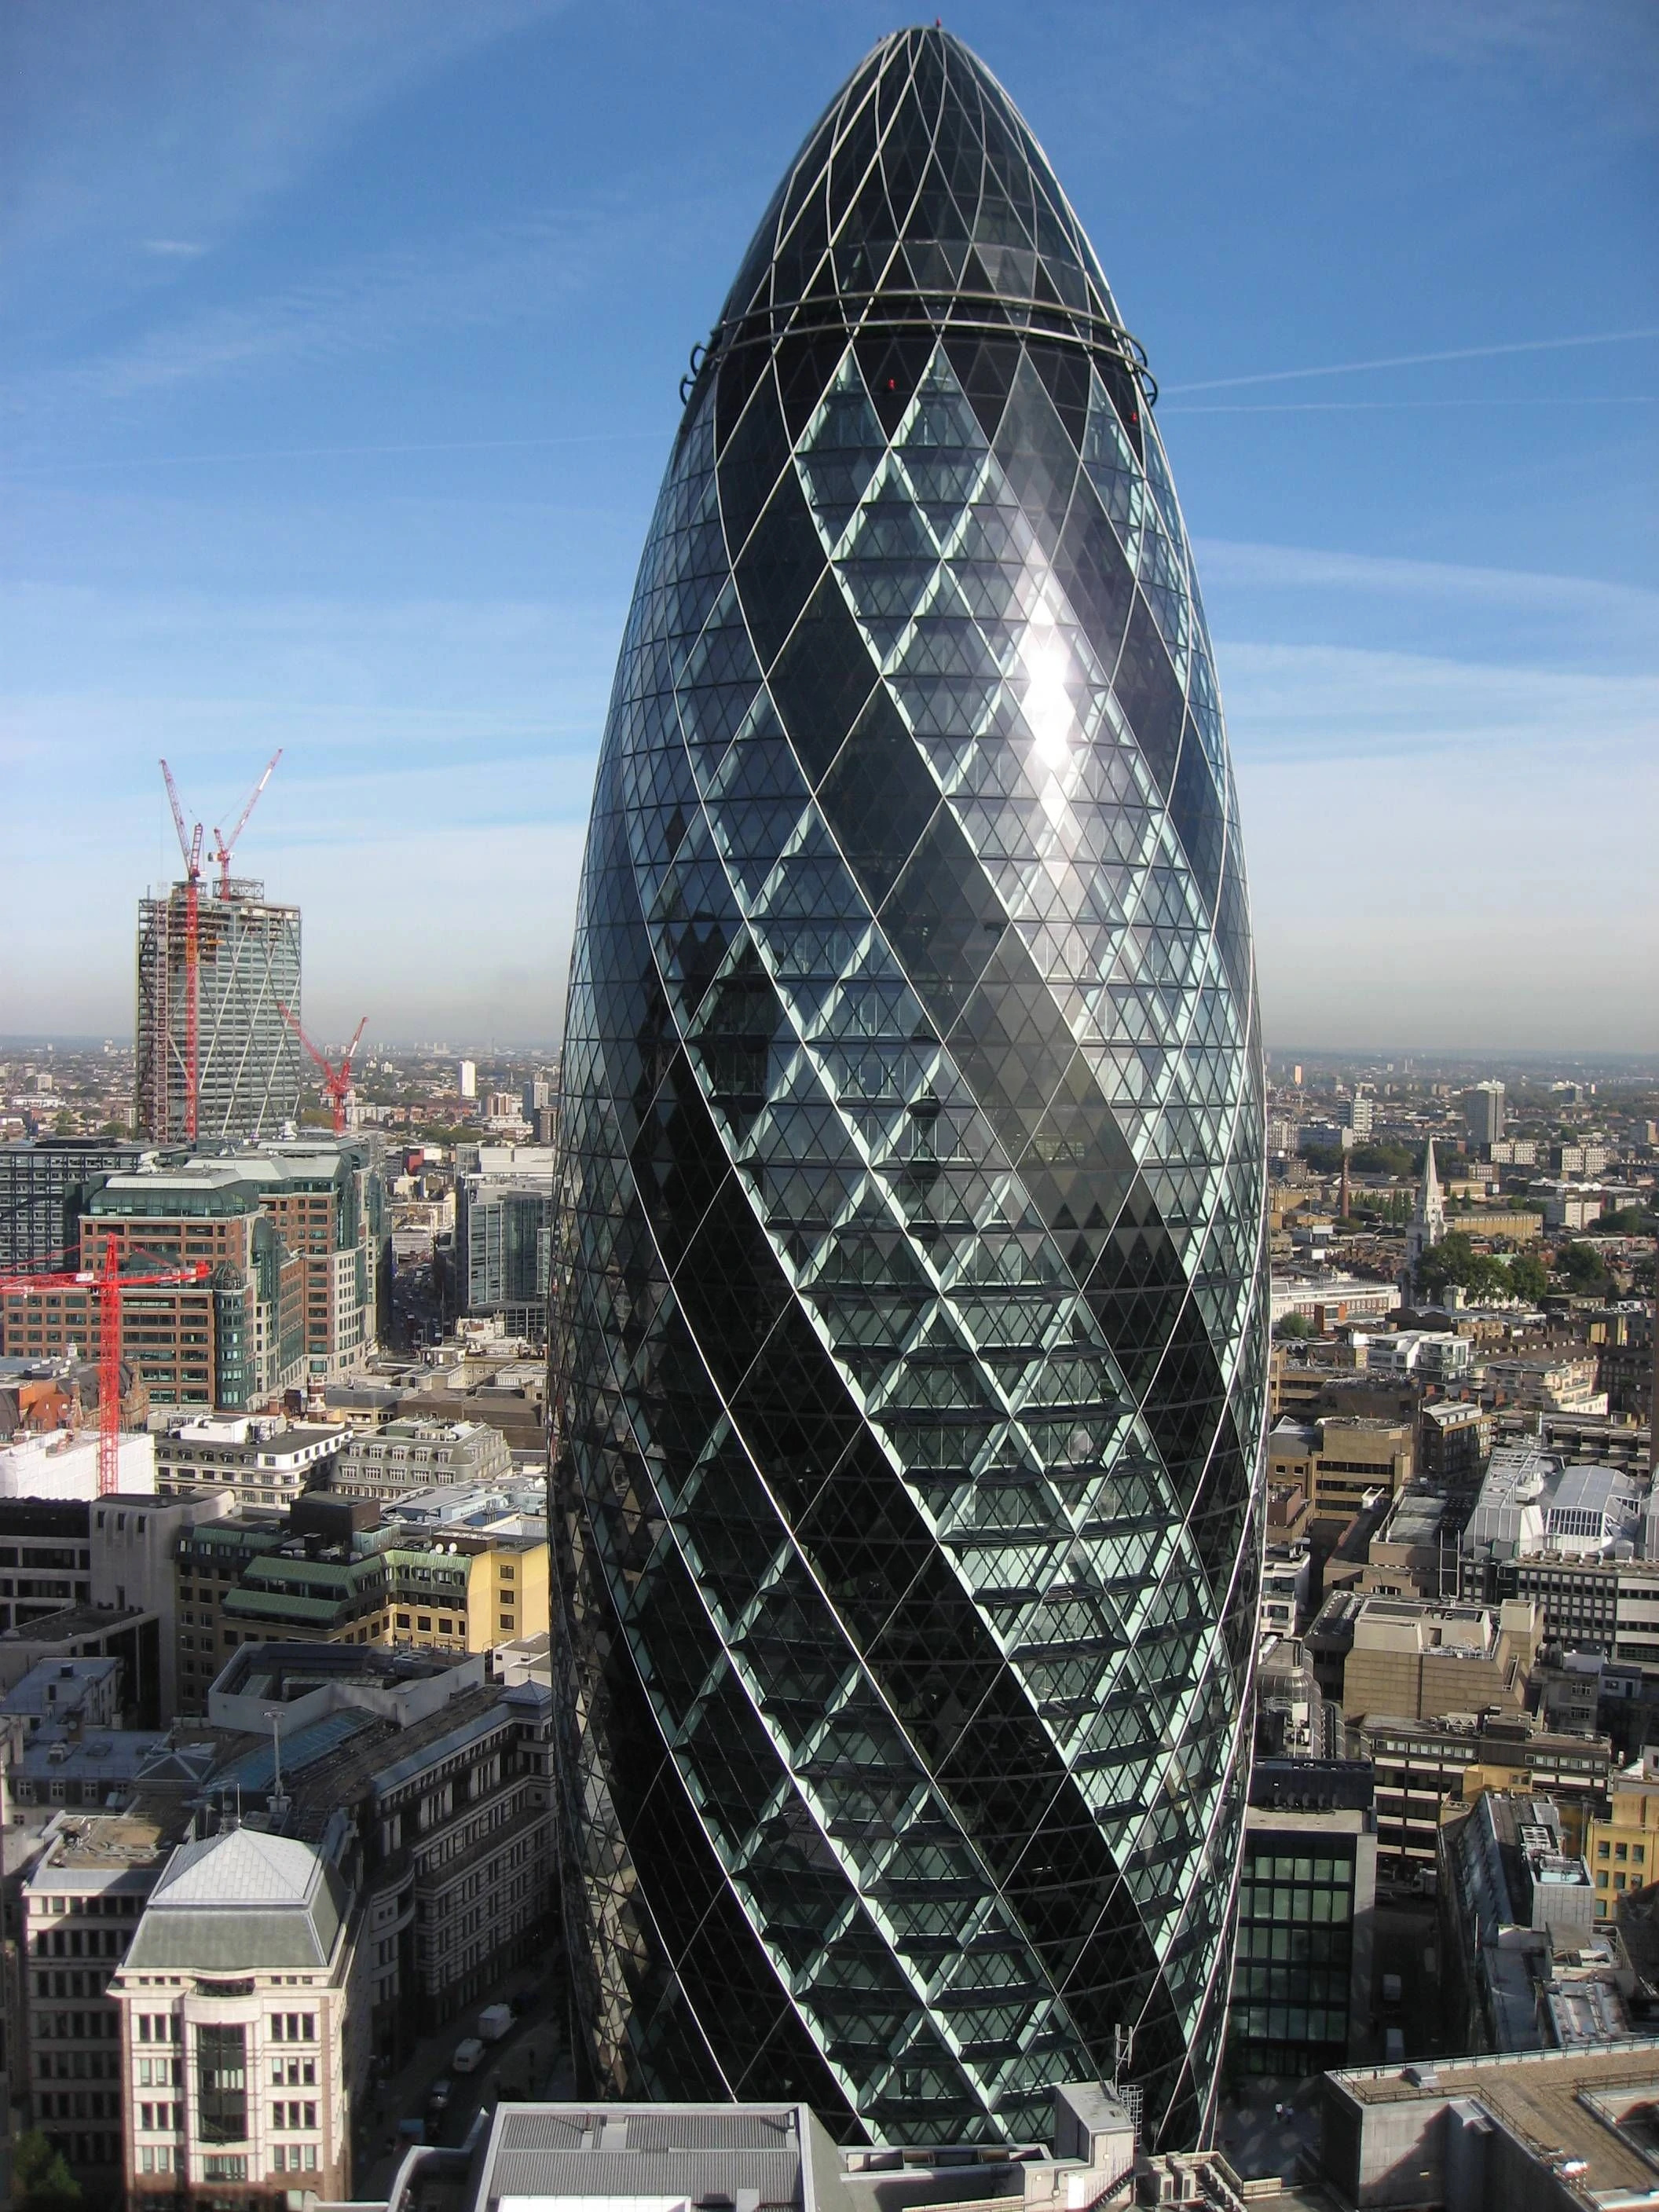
[159,759,204,1142]
[277,1004,368,1134]
[212,747,283,895]
[0,1243,211,1495]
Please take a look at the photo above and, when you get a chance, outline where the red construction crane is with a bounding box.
[212,747,283,895]
[0,1243,211,1495]
[277,1004,368,1134]
[159,759,203,1142]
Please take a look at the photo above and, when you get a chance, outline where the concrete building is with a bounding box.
[137,879,302,1143]
[1308,1591,1541,1720]
[1354,1711,1613,1877]
[1313,2040,1659,2209]
[19,1806,178,2197]
[2,1144,386,1408]
[1353,1329,1473,1382]
[1485,1353,1606,1415]
[156,1414,343,1510]
[173,1494,548,1709]
[404,2089,1142,2212]
[1464,1081,1506,1151]
[457,1060,476,1101]
[207,1643,557,2053]
[1269,1276,1401,1331]
[332,1417,512,1503]
[0,1138,143,1270]
[232,1138,388,1383]
[1359,1489,1461,1602]
[110,1821,364,2204]
[0,1428,157,1500]
[1459,1446,1659,1670]
[1266,1414,1414,1522]
[1419,1400,1494,1486]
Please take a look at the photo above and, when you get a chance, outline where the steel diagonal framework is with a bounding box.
[550,26,1269,2154]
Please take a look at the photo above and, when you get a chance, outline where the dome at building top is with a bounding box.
[712,30,1129,357]
[553,22,1268,2154]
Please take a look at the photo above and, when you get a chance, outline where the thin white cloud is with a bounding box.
[1219,639,1657,764]
[1,1,571,310]
[141,238,206,259]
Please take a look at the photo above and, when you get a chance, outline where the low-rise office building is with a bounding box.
[156,1413,344,1510]
[1267,1415,1414,1522]
[20,1805,180,2198]
[1307,1591,1541,1721]
[332,1417,512,1503]
[1353,1711,1613,1877]
[110,1820,364,2206]
[1438,1792,1599,2053]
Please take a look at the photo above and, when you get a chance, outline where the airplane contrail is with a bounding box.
[1161,328,1659,395]
[1163,394,1656,416]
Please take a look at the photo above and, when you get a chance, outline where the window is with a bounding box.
[1599,1843,1610,1859]
[1618,1844,1629,1862]
[196,2022,247,2143]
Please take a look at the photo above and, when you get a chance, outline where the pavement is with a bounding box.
[1216,2081,1321,2185]
[351,1959,573,2201]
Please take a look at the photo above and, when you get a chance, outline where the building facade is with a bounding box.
[110,1824,362,2206]
[332,1418,512,1503]
[136,883,303,1143]
[0,1139,143,1271]
[550,26,1269,2148]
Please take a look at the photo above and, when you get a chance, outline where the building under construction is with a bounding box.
[136,879,302,1141]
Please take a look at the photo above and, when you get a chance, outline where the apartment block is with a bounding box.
[1588,1752,1659,1921]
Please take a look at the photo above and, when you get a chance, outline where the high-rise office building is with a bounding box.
[551,27,1268,2148]
[136,883,302,1141]
[1463,1080,1505,1150]
[0,1137,142,1269]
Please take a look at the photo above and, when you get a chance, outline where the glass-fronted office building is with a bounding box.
[551,25,1269,2150]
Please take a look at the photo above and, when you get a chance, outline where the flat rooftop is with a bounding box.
[1335,2040,1659,2198]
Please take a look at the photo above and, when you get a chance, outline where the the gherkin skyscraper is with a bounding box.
[550,24,1269,2155]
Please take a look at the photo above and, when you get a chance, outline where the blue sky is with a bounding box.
[3,0,1655,1053]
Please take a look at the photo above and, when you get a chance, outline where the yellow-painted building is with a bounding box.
[387,1530,548,1654]
[1588,1751,1659,1919]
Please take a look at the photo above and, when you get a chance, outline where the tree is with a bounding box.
[1595,1205,1659,1236]
[1416,1232,1511,1303]
[1556,1241,1610,1293]
[1274,1313,1314,1341]
[14,2132,81,2212]
[1507,1252,1550,1302]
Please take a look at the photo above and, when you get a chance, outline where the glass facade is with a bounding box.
[550,25,1268,2151]
[1228,1838,1358,2079]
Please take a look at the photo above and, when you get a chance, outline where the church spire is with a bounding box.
[1406,1134,1446,1284]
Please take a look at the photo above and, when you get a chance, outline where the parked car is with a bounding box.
[427,2078,452,2115]
[452,2038,486,2075]
[478,2004,513,2043]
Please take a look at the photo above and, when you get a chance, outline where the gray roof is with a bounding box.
[126,1826,347,1972]
[480,2105,805,2212]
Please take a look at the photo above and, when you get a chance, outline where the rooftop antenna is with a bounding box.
[265,1705,291,1826]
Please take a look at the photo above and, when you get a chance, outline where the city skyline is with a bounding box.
[2,3,1655,1052]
